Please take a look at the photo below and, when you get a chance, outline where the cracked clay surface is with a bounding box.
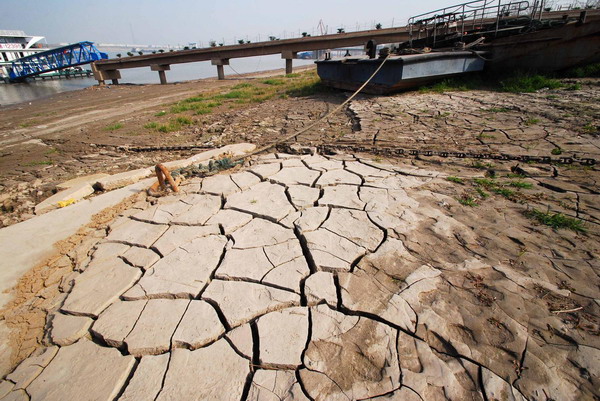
[1,148,599,401]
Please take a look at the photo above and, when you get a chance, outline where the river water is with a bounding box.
[0,54,315,107]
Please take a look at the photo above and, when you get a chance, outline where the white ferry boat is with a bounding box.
[0,30,46,79]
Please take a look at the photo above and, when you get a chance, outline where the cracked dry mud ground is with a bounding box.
[1,151,599,401]
[2,77,598,228]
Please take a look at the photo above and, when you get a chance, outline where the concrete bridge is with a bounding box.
[91,27,411,84]
[91,8,600,85]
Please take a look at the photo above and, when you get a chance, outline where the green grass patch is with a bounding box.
[446,176,464,184]
[144,122,159,129]
[551,148,562,155]
[525,209,586,232]
[500,73,562,93]
[475,187,489,199]
[473,178,495,188]
[285,80,331,97]
[183,95,205,103]
[24,160,53,166]
[492,187,515,198]
[105,122,123,131]
[565,83,582,91]
[458,195,478,207]
[563,62,600,78]
[582,123,597,135]
[154,111,167,117]
[507,181,533,189]
[231,83,253,89]
[261,78,285,85]
[176,116,192,125]
[285,73,300,78]
[524,118,540,126]
[506,173,527,178]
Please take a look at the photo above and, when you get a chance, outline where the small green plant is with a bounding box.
[582,123,597,135]
[261,79,285,85]
[446,176,464,184]
[232,83,253,89]
[563,62,600,78]
[507,181,533,189]
[475,187,489,199]
[473,178,495,187]
[492,187,515,198]
[551,148,562,155]
[546,95,558,100]
[458,195,478,207]
[525,118,540,126]
[176,116,192,125]
[155,111,167,117]
[506,173,526,178]
[24,160,53,166]
[105,122,123,131]
[144,122,159,129]
[44,147,58,155]
[565,83,582,91]
[285,73,300,78]
[525,209,586,232]
[183,95,205,103]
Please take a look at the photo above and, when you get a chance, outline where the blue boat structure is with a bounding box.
[316,0,600,94]
[7,41,108,82]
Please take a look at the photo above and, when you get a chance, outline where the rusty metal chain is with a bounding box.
[314,144,597,166]
[103,142,597,166]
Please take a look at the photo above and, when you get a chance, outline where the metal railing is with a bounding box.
[408,0,533,47]
[8,41,107,81]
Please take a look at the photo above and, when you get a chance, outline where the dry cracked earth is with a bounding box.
[2,78,599,228]
[1,150,599,401]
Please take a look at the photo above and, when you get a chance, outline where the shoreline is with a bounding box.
[0,63,317,109]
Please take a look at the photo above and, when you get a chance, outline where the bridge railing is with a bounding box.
[9,41,108,81]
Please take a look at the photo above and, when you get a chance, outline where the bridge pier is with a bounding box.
[282,51,297,75]
[151,64,171,84]
[211,59,229,80]
[92,63,121,85]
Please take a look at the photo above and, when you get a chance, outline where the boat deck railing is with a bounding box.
[408,0,541,47]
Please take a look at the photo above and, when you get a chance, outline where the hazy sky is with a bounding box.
[1,0,452,46]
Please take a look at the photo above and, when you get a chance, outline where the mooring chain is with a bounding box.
[315,144,597,166]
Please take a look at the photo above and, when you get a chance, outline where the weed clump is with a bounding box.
[525,209,586,232]
[105,122,123,131]
[563,63,600,78]
[446,176,464,184]
[458,195,478,207]
[500,74,562,93]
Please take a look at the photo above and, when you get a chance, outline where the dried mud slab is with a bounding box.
[1,150,599,401]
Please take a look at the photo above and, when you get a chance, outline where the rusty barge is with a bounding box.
[316,0,600,94]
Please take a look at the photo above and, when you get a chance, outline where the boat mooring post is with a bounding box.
[211,58,229,80]
[151,64,171,84]
[281,51,297,75]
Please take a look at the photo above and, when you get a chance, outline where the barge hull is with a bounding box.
[316,51,485,94]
